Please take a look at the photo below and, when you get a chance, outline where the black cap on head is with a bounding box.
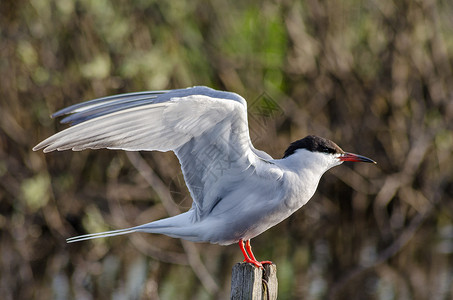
[283,135,344,158]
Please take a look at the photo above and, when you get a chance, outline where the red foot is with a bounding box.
[243,257,265,268]
[238,239,273,269]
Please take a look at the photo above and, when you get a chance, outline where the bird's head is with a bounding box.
[283,135,376,172]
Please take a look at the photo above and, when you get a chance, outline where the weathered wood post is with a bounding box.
[230,263,278,300]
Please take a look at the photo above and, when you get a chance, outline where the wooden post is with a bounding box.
[230,263,278,300]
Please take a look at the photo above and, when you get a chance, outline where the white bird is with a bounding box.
[34,86,376,268]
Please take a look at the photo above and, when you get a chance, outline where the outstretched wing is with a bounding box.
[34,86,272,219]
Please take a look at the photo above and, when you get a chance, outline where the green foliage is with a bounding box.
[1,0,453,299]
[21,174,50,212]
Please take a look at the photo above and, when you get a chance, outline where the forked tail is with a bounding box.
[67,228,138,243]
[66,212,198,243]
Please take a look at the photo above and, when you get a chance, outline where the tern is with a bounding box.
[34,86,376,268]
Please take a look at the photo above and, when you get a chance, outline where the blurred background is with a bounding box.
[1,0,453,299]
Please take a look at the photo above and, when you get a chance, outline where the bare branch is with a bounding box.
[126,151,219,294]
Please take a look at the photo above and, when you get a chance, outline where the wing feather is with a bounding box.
[34,86,271,218]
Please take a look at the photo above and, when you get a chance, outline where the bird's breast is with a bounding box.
[281,170,320,212]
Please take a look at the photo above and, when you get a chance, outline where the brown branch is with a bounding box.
[329,175,447,300]
[373,132,433,239]
[126,151,219,294]
[329,202,434,300]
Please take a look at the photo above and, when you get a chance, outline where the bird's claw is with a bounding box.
[239,239,273,269]
[243,258,273,269]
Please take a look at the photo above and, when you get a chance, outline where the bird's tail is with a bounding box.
[67,228,138,243]
[66,212,198,243]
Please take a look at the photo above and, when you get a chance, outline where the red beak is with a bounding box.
[339,152,376,164]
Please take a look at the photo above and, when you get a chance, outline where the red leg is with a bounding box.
[244,240,258,261]
[239,239,251,261]
[238,239,263,268]
[245,240,272,266]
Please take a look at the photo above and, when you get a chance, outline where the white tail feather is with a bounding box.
[67,212,199,243]
[66,228,137,243]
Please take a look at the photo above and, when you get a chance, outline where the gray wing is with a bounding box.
[34,86,272,219]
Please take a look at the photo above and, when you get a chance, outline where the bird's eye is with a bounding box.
[321,146,332,153]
